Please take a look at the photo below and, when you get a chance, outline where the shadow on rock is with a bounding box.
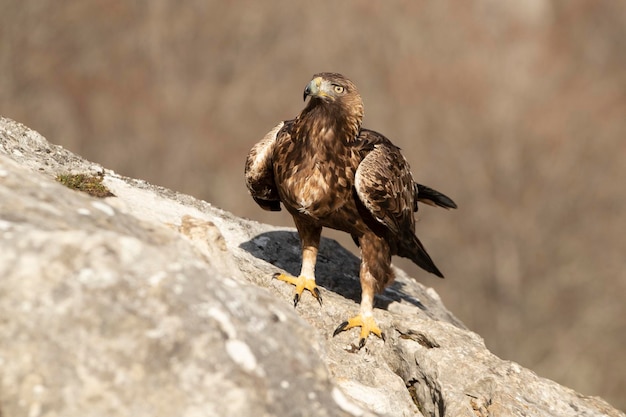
[240,230,427,311]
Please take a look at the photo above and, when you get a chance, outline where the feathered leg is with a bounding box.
[274,217,323,307]
[333,232,392,348]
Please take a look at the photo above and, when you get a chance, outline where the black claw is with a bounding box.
[272,272,281,280]
[293,293,300,308]
[313,288,323,306]
[381,332,387,342]
[358,338,366,350]
[333,321,349,337]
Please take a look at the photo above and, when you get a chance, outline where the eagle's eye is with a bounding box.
[333,85,345,94]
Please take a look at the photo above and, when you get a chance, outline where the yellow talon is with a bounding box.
[333,314,384,349]
[273,273,322,307]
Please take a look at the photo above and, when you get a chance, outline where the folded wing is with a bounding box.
[354,140,415,237]
[244,121,287,211]
[354,130,446,278]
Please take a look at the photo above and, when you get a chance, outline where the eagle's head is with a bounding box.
[302,72,364,139]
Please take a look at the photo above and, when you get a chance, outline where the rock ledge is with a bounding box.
[1,116,623,417]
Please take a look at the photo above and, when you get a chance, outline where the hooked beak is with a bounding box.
[303,77,323,101]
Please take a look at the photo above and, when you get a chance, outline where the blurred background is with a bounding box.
[1,0,624,409]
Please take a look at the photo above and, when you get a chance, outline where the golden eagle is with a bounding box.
[245,73,456,347]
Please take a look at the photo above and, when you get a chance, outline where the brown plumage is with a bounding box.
[245,72,456,347]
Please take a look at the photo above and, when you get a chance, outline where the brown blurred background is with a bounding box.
[1,0,625,409]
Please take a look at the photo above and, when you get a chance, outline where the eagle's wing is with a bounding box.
[354,129,444,277]
[245,121,289,211]
[356,129,456,212]
[354,131,415,236]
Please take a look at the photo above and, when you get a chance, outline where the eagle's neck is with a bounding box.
[295,99,363,146]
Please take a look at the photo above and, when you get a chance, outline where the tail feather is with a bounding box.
[415,183,457,210]
[398,233,444,278]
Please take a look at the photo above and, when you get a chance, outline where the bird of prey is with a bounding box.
[245,72,456,347]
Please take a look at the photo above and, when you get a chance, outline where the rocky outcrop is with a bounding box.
[0,116,623,417]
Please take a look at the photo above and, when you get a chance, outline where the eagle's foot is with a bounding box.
[333,314,385,349]
[272,272,322,307]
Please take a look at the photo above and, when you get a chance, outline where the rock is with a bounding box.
[0,116,623,417]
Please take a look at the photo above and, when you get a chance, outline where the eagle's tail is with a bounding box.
[414,183,457,210]
[399,233,444,278]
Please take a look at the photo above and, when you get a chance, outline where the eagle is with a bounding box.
[245,73,456,348]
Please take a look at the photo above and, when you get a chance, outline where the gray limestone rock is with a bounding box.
[0,116,623,417]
